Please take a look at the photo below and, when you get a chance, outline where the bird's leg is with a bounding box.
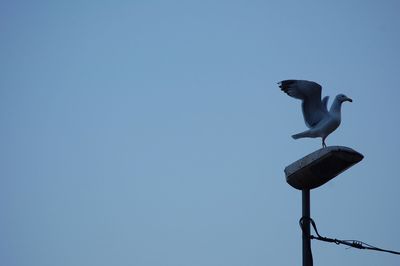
[322,138,327,148]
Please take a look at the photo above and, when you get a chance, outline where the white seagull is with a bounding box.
[278,79,352,148]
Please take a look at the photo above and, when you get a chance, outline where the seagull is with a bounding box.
[278,79,352,148]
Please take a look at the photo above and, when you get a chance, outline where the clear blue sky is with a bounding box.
[1,1,400,265]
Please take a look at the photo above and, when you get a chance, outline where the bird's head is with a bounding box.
[336,94,353,103]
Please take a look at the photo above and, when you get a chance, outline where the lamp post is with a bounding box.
[284,146,364,266]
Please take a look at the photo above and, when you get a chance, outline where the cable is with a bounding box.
[299,217,400,255]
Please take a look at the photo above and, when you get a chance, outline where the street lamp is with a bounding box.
[284,146,364,266]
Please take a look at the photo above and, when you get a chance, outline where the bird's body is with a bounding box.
[292,113,340,140]
[278,80,352,147]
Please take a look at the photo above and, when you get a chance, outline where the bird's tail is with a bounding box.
[292,130,313,140]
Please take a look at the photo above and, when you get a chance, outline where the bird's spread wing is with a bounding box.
[279,80,329,128]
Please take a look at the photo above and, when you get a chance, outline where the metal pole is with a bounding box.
[302,189,313,266]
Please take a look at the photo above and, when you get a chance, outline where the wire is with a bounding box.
[299,217,400,255]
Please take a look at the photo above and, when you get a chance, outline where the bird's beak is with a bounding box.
[346,97,353,102]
